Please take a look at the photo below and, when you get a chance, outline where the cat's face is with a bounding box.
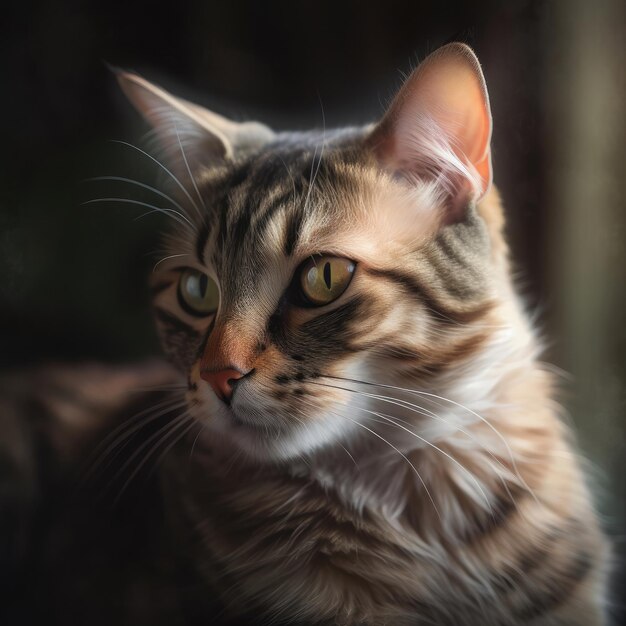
[119,43,496,461]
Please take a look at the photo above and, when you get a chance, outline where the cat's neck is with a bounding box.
[292,302,562,537]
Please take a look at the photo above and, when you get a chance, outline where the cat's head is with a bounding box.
[117,43,503,462]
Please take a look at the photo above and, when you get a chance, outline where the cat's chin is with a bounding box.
[194,401,355,464]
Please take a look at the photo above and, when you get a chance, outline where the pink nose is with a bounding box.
[200,368,245,403]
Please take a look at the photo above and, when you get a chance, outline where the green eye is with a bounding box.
[178,269,219,316]
[299,256,355,306]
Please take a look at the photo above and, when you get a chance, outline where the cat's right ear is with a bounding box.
[114,70,274,173]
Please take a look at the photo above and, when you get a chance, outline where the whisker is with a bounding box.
[357,406,493,512]
[370,397,522,512]
[153,253,190,271]
[306,383,493,512]
[336,414,441,521]
[337,441,358,468]
[124,384,187,394]
[323,374,540,508]
[89,393,184,454]
[302,142,318,216]
[82,197,194,230]
[174,123,208,222]
[296,396,441,521]
[82,396,187,486]
[325,377,515,464]
[86,176,191,218]
[189,422,207,461]
[149,418,199,477]
[302,98,326,215]
[109,139,202,218]
[313,380,514,476]
[111,412,192,504]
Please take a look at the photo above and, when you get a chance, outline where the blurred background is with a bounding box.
[1,0,624,619]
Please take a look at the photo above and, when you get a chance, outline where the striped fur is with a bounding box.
[121,46,611,625]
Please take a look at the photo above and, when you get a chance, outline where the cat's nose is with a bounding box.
[200,367,247,403]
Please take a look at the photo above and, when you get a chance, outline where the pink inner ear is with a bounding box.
[371,43,493,207]
[419,58,492,169]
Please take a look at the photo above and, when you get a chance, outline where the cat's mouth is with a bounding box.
[214,396,288,436]
[226,408,274,432]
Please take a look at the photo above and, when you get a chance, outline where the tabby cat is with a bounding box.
[3,43,610,625]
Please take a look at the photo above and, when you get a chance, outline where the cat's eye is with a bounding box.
[298,256,356,306]
[178,269,219,316]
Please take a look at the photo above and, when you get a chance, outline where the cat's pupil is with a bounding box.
[199,274,208,298]
[323,262,332,290]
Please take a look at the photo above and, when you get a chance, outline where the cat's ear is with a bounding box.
[114,70,274,172]
[368,43,492,220]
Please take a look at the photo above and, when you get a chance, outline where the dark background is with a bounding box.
[1,0,624,620]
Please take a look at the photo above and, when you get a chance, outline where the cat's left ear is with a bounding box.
[368,43,493,219]
[115,70,274,172]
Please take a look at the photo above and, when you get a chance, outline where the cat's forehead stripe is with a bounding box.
[202,149,325,269]
[210,155,297,257]
[199,130,363,262]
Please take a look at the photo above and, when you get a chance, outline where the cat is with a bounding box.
[1,43,610,625]
[110,42,610,624]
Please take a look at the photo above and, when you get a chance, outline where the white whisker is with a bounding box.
[87,176,191,218]
[296,396,441,521]
[324,374,540,508]
[153,253,190,271]
[174,122,208,222]
[112,411,193,504]
[302,98,326,215]
[149,418,199,477]
[109,139,202,218]
[81,394,187,486]
[358,407,493,512]
[313,380,516,479]
[83,197,194,230]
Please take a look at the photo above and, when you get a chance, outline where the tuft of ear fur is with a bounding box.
[368,43,493,221]
[114,70,274,174]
